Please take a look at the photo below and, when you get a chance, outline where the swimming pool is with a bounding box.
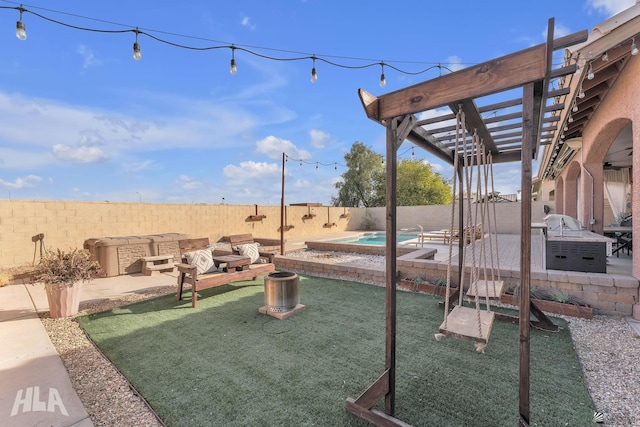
[329,232,418,246]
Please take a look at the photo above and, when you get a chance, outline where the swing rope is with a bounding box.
[442,108,464,330]
[488,153,502,282]
[474,141,492,311]
[465,132,483,338]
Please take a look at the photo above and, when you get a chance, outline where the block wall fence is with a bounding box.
[0,199,552,268]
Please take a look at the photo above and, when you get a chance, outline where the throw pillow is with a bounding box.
[234,243,260,264]
[184,249,217,274]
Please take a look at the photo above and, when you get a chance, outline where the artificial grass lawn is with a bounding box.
[77,275,595,426]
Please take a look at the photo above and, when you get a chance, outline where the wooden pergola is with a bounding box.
[345,19,588,427]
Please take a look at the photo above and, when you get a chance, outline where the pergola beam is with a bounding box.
[367,31,587,121]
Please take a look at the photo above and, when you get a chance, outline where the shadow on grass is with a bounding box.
[77,275,595,426]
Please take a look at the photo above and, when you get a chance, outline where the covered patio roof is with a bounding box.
[541,3,640,179]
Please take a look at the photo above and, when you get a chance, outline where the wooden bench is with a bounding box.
[176,238,275,308]
[228,233,279,262]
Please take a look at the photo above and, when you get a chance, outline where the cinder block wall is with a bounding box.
[0,201,364,268]
[364,201,554,234]
[0,199,553,268]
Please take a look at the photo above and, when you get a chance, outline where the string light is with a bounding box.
[572,101,578,112]
[587,62,594,80]
[632,37,638,56]
[286,154,346,170]
[230,45,237,75]
[379,62,386,88]
[578,85,585,99]
[15,5,26,40]
[310,56,318,83]
[601,51,609,62]
[568,114,574,123]
[0,4,460,86]
[132,28,141,60]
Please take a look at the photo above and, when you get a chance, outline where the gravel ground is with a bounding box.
[41,251,640,426]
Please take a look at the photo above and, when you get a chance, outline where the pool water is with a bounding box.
[330,232,417,246]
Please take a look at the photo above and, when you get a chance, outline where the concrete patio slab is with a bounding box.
[0,284,92,427]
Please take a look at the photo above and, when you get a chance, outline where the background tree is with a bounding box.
[393,158,452,206]
[332,142,384,207]
[333,143,452,207]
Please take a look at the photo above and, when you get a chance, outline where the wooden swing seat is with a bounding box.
[466,279,505,299]
[438,305,495,344]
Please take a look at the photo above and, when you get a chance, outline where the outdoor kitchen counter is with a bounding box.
[546,229,615,243]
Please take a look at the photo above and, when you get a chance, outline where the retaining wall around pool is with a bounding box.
[274,244,440,287]
[305,241,420,256]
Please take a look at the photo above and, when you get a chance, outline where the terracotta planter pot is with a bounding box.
[500,293,593,319]
[45,282,83,318]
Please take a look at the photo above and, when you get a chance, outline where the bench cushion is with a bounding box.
[234,243,260,263]
[184,249,218,274]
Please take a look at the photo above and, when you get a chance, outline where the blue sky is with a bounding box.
[0,0,635,205]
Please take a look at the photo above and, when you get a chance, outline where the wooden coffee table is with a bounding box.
[212,255,251,272]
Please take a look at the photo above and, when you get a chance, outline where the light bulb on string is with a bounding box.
[299,161,302,168]
[572,101,578,112]
[632,37,638,56]
[379,63,386,88]
[315,162,318,170]
[411,147,415,159]
[310,56,318,83]
[334,162,337,171]
[230,46,237,75]
[15,7,26,40]
[132,28,142,60]
[587,62,594,80]
[578,85,585,99]
[568,114,574,123]
[602,51,609,62]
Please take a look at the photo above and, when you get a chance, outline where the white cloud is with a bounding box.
[255,135,311,160]
[77,129,106,146]
[0,174,42,189]
[445,56,464,72]
[309,129,329,149]
[0,89,287,164]
[586,0,635,16]
[241,16,256,30]
[123,160,154,173]
[292,178,311,188]
[176,175,203,190]
[223,160,280,179]
[77,45,101,69]
[52,144,109,163]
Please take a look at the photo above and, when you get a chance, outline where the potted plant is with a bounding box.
[33,248,100,318]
